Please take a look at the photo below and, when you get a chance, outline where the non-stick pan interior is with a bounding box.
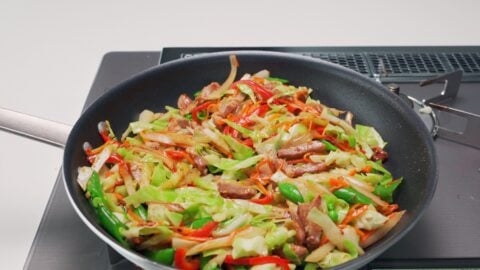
[63,51,437,269]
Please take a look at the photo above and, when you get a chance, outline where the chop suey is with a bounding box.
[77,55,404,269]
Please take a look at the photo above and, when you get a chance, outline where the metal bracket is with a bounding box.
[420,70,480,149]
[421,70,463,104]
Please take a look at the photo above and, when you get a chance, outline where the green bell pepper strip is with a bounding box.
[87,171,128,247]
[191,216,214,229]
[322,139,338,151]
[266,76,289,84]
[333,187,374,205]
[146,248,175,265]
[133,204,148,221]
[278,182,304,204]
[374,178,403,203]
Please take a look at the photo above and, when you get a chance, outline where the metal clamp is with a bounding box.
[420,70,480,149]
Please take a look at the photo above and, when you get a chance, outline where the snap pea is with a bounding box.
[133,204,148,221]
[333,187,374,205]
[324,194,339,222]
[278,182,304,204]
[87,171,128,247]
[146,248,175,265]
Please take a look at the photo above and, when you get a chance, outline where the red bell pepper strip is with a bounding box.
[252,104,270,117]
[180,221,218,237]
[224,255,290,270]
[191,101,214,124]
[241,138,254,147]
[174,248,200,270]
[233,80,274,101]
[271,98,300,113]
[106,153,130,178]
[317,134,356,152]
[250,193,274,205]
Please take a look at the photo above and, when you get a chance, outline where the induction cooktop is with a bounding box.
[24,47,480,269]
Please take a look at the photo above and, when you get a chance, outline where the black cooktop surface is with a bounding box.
[24,47,480,269]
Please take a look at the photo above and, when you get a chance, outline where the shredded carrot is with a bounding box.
[287,158,305,165]
[342,204,370,225]
[353,227,367,239]
[252,76,265,84]
[329,177,350,191]
[379,204,399,216]
[113,192,125,202]
[348,169,357,176]
[360,229,377,243]
[254,181,270,195]
[320,234,330,245]
[127,207,145,224]
[231,225,251,238]
[361,165,372,173]
[303,152,313,163]
[183,152,196,166]
[176,235,212,242]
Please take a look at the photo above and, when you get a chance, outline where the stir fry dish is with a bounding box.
[77,55,405,269]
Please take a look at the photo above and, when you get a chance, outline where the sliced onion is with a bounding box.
[308,208,364,255]
[253,69,270,78]
[171,237,200,249]
[352,183,389,208]
[320,108,355,134]
[345,176,375,192]
[129,145,175,170]
[141,132,194,147]
[92,146,111,172]
[186,235,233,256]
[201,127,230,155]
[204,55,239,100]
[361,210,405,248]
[305,243,335,262]
[139,233,172,250]
[76,166,93,191]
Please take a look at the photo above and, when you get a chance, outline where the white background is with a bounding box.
[0,0,479,269]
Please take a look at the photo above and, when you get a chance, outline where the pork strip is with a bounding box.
[277,141,326,160]
[217,181,257,199]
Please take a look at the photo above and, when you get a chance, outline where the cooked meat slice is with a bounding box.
[199,82,221,101]
[168,117,190,131]
[298,196,323,250]
[289,244,308,261]
[372,146,388,162]
[217,181,257,199]
[177,94,193,111]
[277,141,326,160]
[287,219,306,245]
[276,243,308,263]
[192,154,208,175]
[294,88,309,103]
[284,162,329,178]
[218,93,246,117]
[219,99,241,117]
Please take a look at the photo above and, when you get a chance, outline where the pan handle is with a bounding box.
[0,107,71,148]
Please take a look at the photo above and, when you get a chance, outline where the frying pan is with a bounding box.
[0,51,437,269]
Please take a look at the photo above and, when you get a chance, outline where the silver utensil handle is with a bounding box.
[0,107,71,148]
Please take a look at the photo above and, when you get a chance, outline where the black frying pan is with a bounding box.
[0,51,437,269]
